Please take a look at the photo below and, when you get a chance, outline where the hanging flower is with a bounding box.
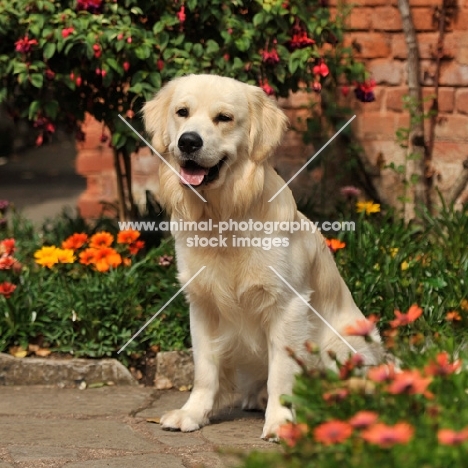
[354,79,376,103]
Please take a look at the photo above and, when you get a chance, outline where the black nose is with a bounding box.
[178,132,203,154]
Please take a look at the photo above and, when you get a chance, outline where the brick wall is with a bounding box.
[77,0,468,217]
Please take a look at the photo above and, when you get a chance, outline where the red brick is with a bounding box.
[392,33,443,59]
[386,87,408,112]
[452,9,468,31]
[347,7,373,30]
[278,91,318,110]
[434,114,468,141]
[455,89,468,115]
[407,0,443,5]
[420,60,438,86]
[440,62,468,86]
[412,8,437,31]
[75,114,110,151]
[355,112,398,140]
[368,59,404,85]
[342,0,395,6]
[345,33,392,59]
[76,149,114,175]
[422,87,455,113]
[372,7,402,31]
[433,141,468,164]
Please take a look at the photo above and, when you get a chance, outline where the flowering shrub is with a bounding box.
[0,0,370,152]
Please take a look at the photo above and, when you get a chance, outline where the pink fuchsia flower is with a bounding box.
[123,61,130,72]
[287,26,315,51]
[93,44,101,58]
[177,5,186,23]
[349,411,379,429]
[77,0,103,13]
[262,49,280,66]
[15,37,38,53]
[389,304,423,328]
[260,79,275,96]
[312,81,321,93]
[277,422,308,447]
[354,79,376,103]
[424,352,462,377]
[314,420,353,445]
[61,27,74,38]
[361,422,414,448]
[437,428,468,445]
[313,60,329,77]
[341,85,350,97]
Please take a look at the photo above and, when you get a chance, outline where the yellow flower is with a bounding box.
[56,248,76,264]
[390,248,399,258]
[400,261,410,271]
[461,299,468,312]
[34,246,59,268]
[356,201,381,215]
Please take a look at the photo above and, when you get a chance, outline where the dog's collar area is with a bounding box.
[180,157,227,187]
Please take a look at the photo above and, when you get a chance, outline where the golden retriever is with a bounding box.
[143,74,382,439]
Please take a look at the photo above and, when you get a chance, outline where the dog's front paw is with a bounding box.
[261,406,294,441]
[160,409,209,432]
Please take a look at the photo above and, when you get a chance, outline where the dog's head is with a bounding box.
[143,74,288,192]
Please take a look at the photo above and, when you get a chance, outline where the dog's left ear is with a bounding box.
[247,86,289,163]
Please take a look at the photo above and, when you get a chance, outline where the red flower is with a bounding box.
[0,281,16,298]
[177,5,186,23]
[349,411,379,429]
[15,36,38,53]
[61,27,75,38]
[93,44,101,58]
[389,304,423,328]
[361,422,414,448]
[0,238,15,255]
[62,233,88,250]
[123,61,130,72]
[260,79,275,96]
[0,255,16,270]
[157,59,165,71]
[129,240,145,255]
[313,61,329,77]
[367,363,396,382]
[437,428,468,445]
[77,0,103,13]
[277,422,308,447]
[354,79,376,103]
[314,420,353,445]
[387,369,432,397]
[287,27,315,51]
[89,231,114,249]
[117,229,140,244]
[312,81,322,93]
[344,315,378,337]
[339,353,364,379]
[75,76,82,87]
[424,352,462,377]
[262,49,280,66]
[341,85,350,97]
[325,238,346,253]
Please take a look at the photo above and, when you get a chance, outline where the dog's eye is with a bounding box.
[216,113,233,123]
[176,108,189,118]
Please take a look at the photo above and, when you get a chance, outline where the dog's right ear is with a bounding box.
[143,80,176,153]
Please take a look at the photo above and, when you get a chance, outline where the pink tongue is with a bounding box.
[180,166,208,186]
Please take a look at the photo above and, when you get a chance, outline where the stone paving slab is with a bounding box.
[0,386,278,468]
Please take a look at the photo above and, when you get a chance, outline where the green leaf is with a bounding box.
[28,100,41,120]
[43,42,56,59]
[30,73,43,88]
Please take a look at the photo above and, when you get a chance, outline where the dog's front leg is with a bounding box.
[261,314,301,440]
[160,304,219,432]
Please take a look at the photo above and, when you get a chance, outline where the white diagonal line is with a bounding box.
[268,115,356,202]
[268,266,357,354]
[118,115,207,203]
[117,265,206,354]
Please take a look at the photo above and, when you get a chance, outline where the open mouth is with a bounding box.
[179,158,227,187]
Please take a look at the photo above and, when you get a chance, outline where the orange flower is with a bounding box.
[277,422,308,448]
[89,231,114,249]
[93,247,122,272]
[0,281,16,298]
[445,311,462,322]
[117,229,140,244]
[0,238,15,255]
[389,304,423,328]
[62,233,88,250]
[461,299,468,312]
[437,428,468,445]
[325,238,346,253]
[79,248,97,265]
[349,411,379,429]
[387,369,432,396]
[128,240,145,255]
[314,420,353,445]
[424,352,461,377]
[339,354,364,379]
[367,363,397,382]
[344,315,379,336]
[361,422,414,448]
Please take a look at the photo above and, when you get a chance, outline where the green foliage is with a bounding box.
[0,215,189,362]
[0,0,368,154]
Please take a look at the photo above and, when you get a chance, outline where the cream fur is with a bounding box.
[143,74,383,439]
